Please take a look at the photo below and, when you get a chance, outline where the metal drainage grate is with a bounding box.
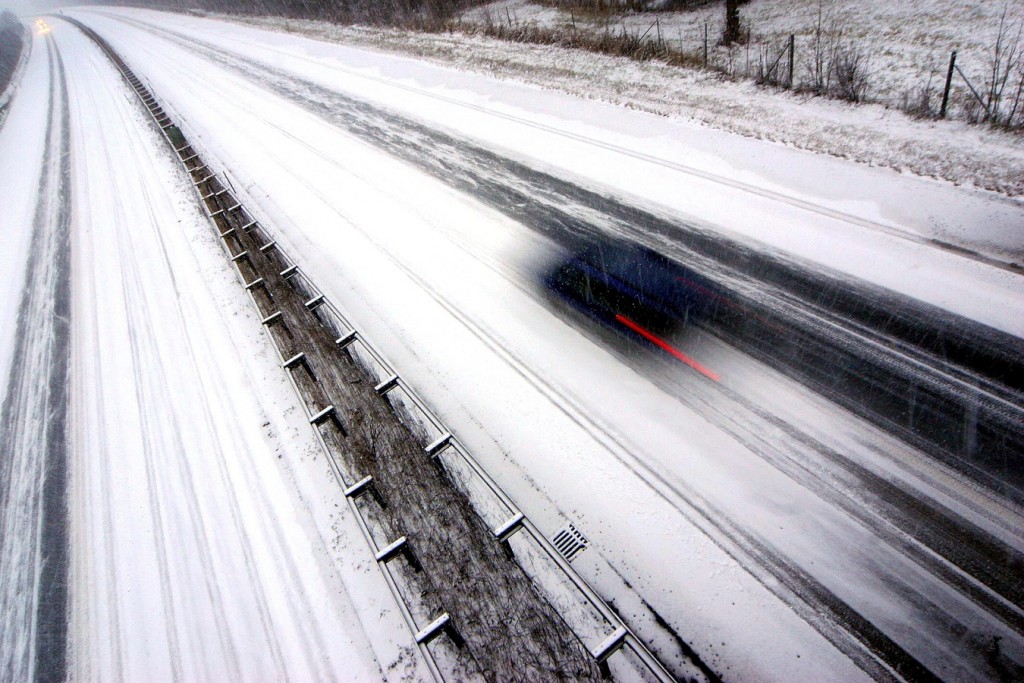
[551,524,589,562]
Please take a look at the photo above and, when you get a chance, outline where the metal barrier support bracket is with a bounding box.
[374,374,399,395]
[415,613,465,648]
[591,626,628,664]
[310,404,346,436]
[336,330,358,349]
[425,432,452,458]
[376,536,422,572]
[344,475,387,508]
[210,202,240,219]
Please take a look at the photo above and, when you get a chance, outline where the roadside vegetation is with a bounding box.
[0,10,26,98]
[463,0,1024,130]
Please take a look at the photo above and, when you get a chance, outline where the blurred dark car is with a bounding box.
[543,237,722,337]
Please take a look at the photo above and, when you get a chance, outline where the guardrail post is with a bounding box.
[344,475,387,509]
[336,330,358,349]
[425,432,452,458]
[376,536,422,572]
[374,374,399,395]
[282,352,316,381]
[415,613,465,648]
[309,404,346,436]
[592,626,628,678]
[493,512,525,559]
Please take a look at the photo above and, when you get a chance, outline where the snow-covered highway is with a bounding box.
[3,15,415,682]
[3,7,1024,681]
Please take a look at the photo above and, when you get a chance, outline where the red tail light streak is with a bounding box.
[615,314,721,382]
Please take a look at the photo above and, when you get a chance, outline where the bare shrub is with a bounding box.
[900,74,937,119]
[477,13,702,68]
[1005,71,1024,128]
[801,3,835,95]
[832,41,870,102]
[985,7,1024,127]
[955,88,987,124]
[797,2,872,103]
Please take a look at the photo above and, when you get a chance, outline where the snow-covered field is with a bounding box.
[466,0,1024,115]
[2,4,1023,681]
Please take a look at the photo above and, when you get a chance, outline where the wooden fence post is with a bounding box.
[941,49,957,118]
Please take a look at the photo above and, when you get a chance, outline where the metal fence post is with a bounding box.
[704,22,708,66]
[941,49,957,118]
[788,34,795,88]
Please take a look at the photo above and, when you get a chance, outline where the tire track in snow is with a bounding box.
[59,22,357,680]
[70,236,126,682]
[0,34,71,683]
[112,179,186,683]
[112,119,293,682]
[64,71,126,678]
[104,48,329,683]
[67,30,237,680]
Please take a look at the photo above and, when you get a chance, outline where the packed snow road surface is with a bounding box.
[0,29,70,683]
[2,6,1023,682]
[3,17,422,682]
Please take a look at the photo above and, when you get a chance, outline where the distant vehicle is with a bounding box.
[543,237,722,337]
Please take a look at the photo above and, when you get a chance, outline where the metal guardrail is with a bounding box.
[71,18,679,682]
